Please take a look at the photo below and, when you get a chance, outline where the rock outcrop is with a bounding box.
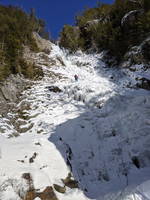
[46,86,62,93]
[136,77,150,90]
[33,32,52,54]
[25,186,58,200]
[122,37,150,68]
[0,74,28,115]
[121,9,144,31]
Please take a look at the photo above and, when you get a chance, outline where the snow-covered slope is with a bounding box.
[0,43,150,200]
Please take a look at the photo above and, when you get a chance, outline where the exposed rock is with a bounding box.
[29,152,38,163]
[122,37,150,67]
[0,75,26,102]
[25,187,58,200]
[38,53,58,67]
[24,189,36,200]
[17,101,31,112]
[33,32,52,54]
[101,51,117,67]
[53,184,66,193]
[136,77,150,90]
[46,86,62,93]
[35,142,41,146]
[132,156,141,168]
[63,179,78,189]
[0,74,28,115]
[62,173,78,189]
[39,53,51,62]
[122,46,143,68]
[56,56,65,66]
[22,173,32,181]
[23,172,58,200]
[141,38,150,61]
[121,9,144,31]
[16,123,34,134]
[17,159,25,163]
[37,186,58,200]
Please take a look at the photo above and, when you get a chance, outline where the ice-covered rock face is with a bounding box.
[0,42,150,200]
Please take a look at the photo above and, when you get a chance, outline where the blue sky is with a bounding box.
[1,0,113,39]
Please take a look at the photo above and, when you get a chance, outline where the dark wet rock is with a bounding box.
[35,142,41,146]
[29,152,38,163]
[132,156,141,168]
[141,38,150,61]
[17,160,25,163]
[62,173,78,189]
[46,86,62,93]
[136,77,150,90]
[121,10,144,31]
[22,173,32,181]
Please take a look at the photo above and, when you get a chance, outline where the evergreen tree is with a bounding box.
[0,5,47,80]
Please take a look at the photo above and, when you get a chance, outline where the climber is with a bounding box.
[74,74,78,81]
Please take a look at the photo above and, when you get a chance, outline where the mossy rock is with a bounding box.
[53,184,66,193]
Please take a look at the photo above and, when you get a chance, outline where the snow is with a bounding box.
[0,43,150,200]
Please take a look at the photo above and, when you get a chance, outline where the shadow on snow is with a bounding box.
[49,91,150,199]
